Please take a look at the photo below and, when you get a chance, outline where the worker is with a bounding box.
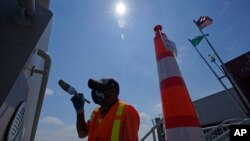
[71,78,140,141]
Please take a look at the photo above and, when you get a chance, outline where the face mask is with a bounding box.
[91,90,105,105]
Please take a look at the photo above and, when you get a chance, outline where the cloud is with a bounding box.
[139,123,154,141]
[154,103,162,113]
[36,123,153,141]
[139,112,151,121]
[45,88,54,96]
[36,116,155,141]
[117,18,126,28]
[121,33,124,40]
[138,111,158,140]
[35,125,85,141]
[225,45,235,51]
[39,116,64,126]
[218,1,230,15]
[176,46,187,64]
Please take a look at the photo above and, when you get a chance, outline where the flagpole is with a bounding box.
[188,39,222,83]
[209,54,225,74]
[188,39,247,116]
[188,39,230,91]
[193,19,250,115]
[193,20,225,65]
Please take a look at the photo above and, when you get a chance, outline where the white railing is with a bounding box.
[203,118,242,141]
[140,119,164,141]
[203,118,250,141]
[141,118,250,141]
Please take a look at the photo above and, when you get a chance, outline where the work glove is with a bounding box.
[71,93,85,113]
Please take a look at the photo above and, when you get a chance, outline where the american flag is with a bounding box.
[196,16,213,29]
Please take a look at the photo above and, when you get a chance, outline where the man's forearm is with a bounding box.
[76,110,88,138]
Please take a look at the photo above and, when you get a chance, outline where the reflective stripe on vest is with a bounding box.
[111,102,125,141]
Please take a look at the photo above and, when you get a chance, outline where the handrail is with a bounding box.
[30,49,51,141]
[204,118,242,136]
[212,118,250,141]
[204,118,244,141]
[213,130,230,141]
[241,118,250,124]
[141,118,250,141]
[141,119,163,141]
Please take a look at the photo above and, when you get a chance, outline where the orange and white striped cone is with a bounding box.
[153,25,205,141]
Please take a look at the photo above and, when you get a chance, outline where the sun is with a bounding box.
[116,2,126,16]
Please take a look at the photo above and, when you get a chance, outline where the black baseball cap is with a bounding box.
[88,78,119,95]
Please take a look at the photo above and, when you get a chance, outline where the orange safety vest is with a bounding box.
[88,101,126,141]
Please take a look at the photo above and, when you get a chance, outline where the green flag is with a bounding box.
[189,34,209,47]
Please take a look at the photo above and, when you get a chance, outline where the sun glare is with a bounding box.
[116,2,126,16]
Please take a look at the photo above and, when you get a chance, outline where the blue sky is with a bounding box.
[35,0,250,140]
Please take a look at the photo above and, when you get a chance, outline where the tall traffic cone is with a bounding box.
[153,25,205,141]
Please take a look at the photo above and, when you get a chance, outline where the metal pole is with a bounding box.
[30,49,51,141]
[141,119,164,141]
[193,20,224,65]
[193,20,250,114]
[188,39,227,89]
[152,119,155,126]
[188,39,247,116]
[211,58,225,74]
[152,129,157,141]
